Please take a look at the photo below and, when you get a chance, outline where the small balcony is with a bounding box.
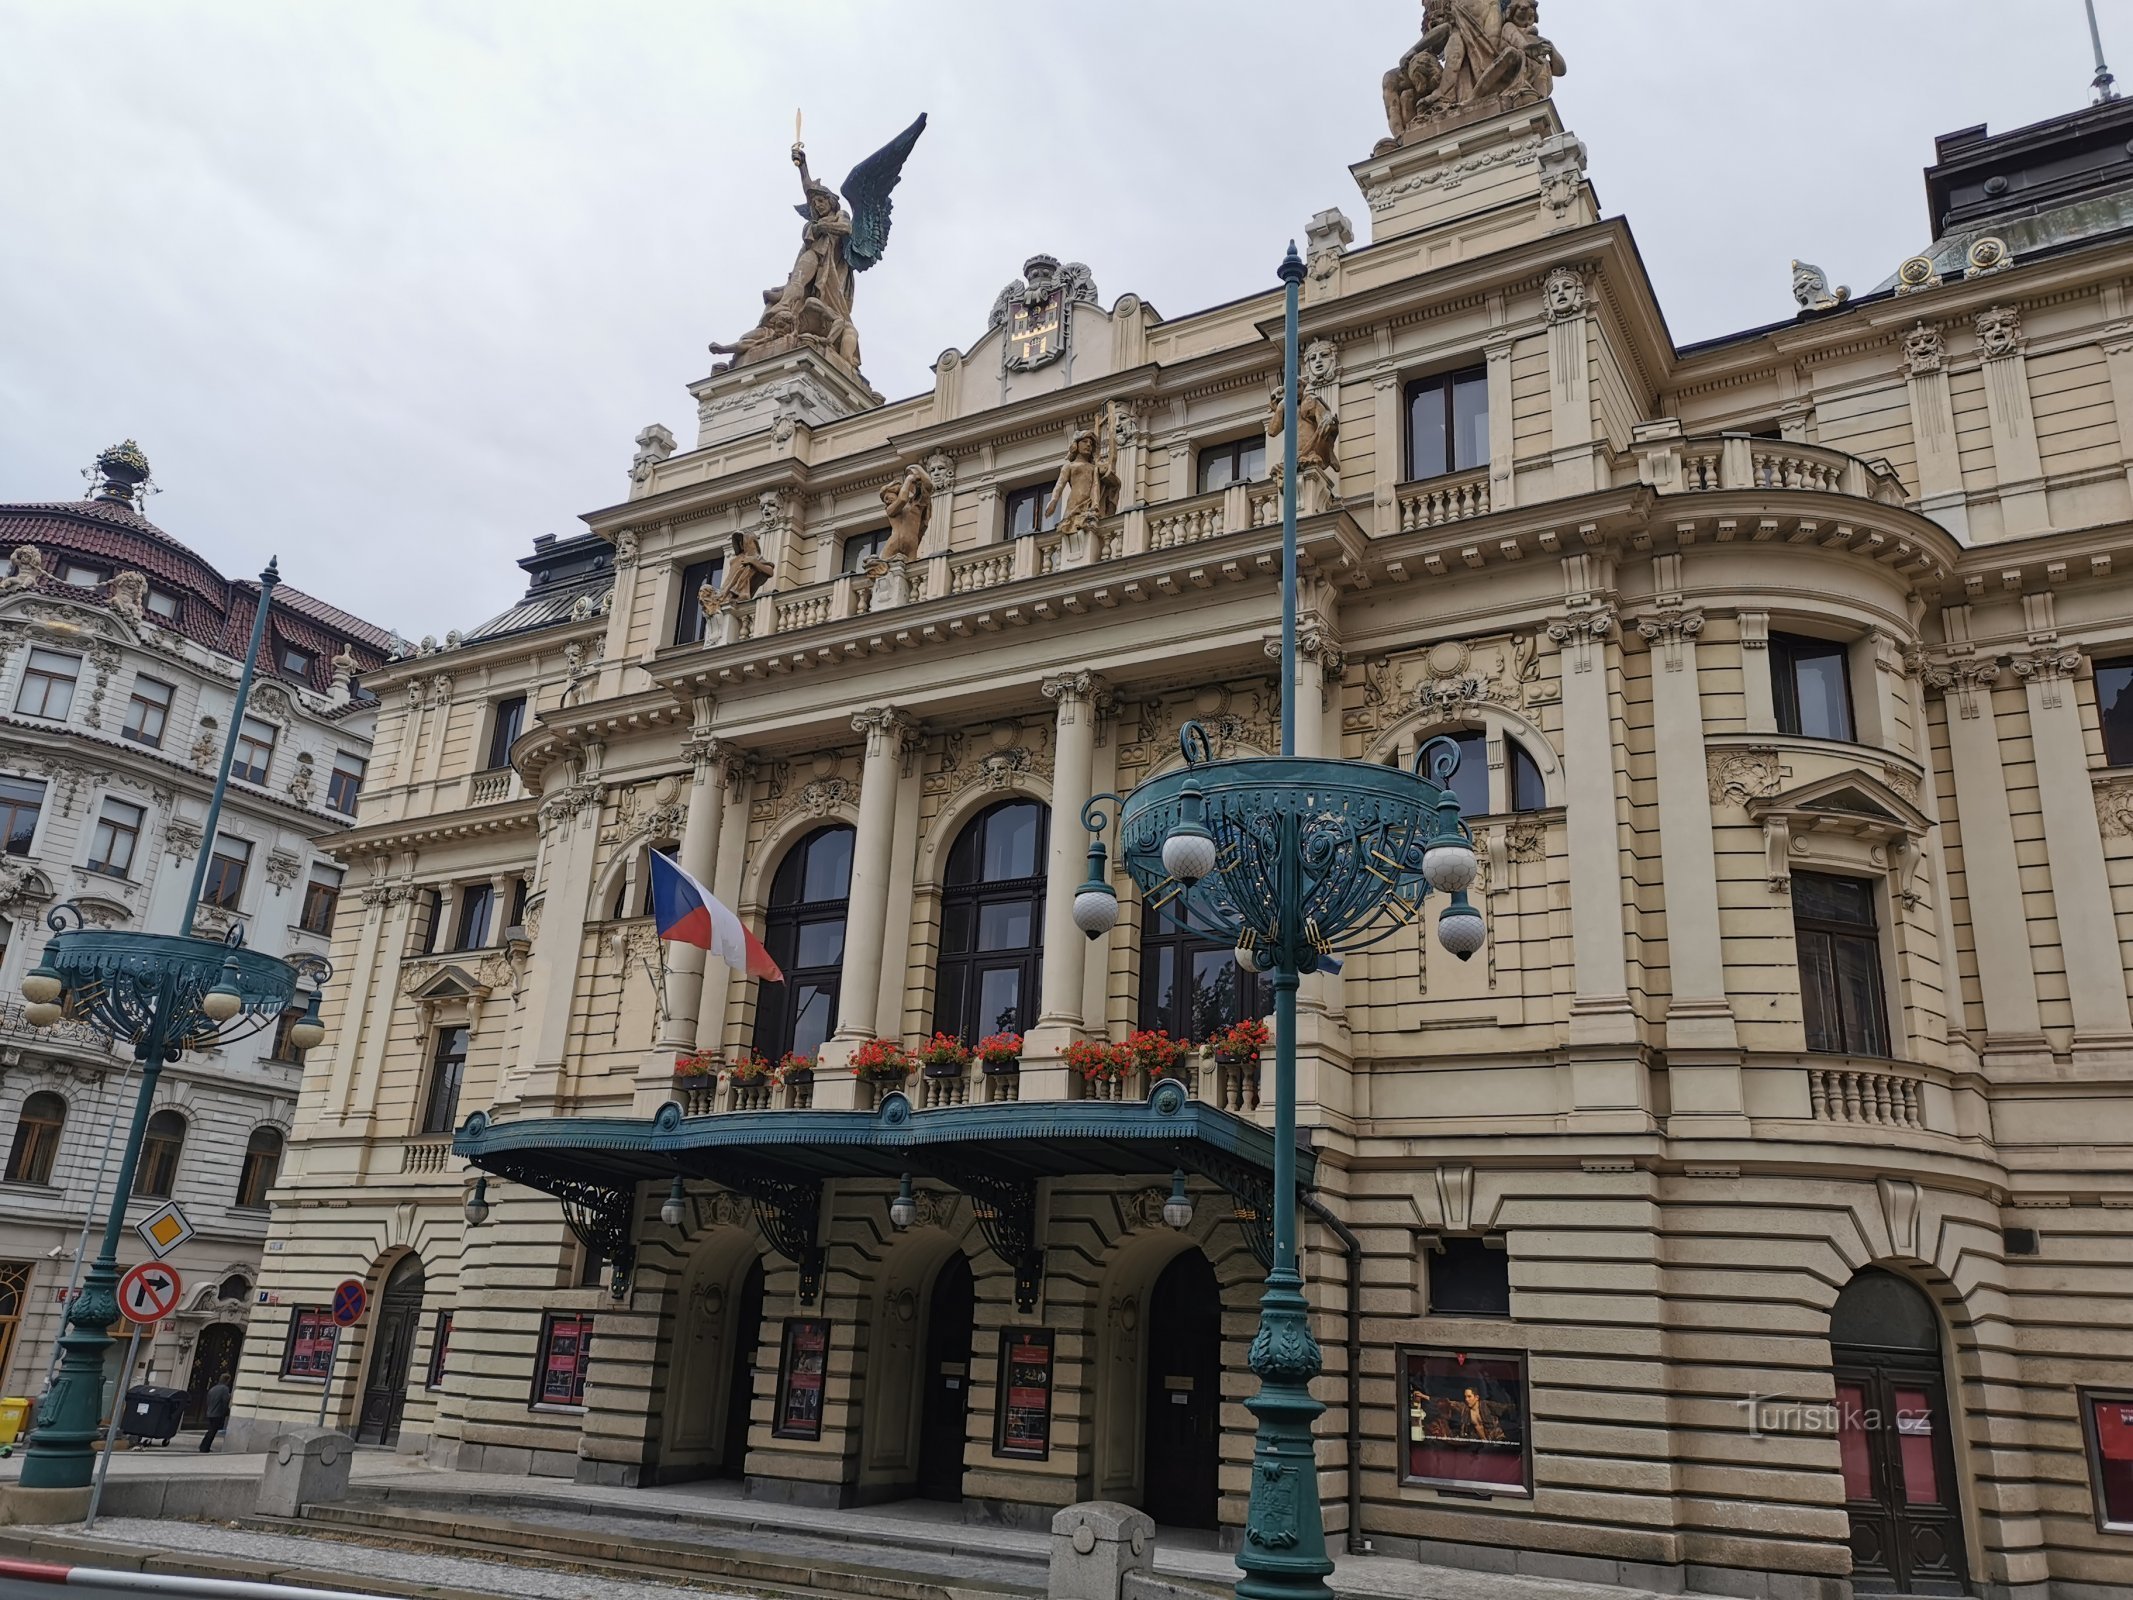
[1634,428,1908,506]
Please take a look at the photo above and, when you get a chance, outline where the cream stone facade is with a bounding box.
[235,33,2133,1600]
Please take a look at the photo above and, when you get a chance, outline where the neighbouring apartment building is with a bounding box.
[234,17,2133,1600]
[0,444,392,1423]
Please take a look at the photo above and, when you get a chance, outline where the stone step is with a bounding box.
[267,1502,1045,1600]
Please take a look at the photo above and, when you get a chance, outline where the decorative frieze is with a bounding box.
[1708,748,1788,807]
[2096,775,2133,839]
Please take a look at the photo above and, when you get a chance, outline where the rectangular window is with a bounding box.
[1399,1347,1531,1495]
[16,649,80,720]
[2082,1390,2133,1531]
[299,865,342,936]
[674,558,725,646]
[1794,871,1890,1057]
[1772,633,1856,742]
[121,676,174,748]
[841,530,887,573]
[426,1310,454,1389]
[1003,484,1059,539]
[144,588,180,621]
[0,777,46,857]
[233,717,277,785]
[577,1243,607,1289]
[86,799,144,879]
[773,1318,830,1440]
[993,1327,1056,1460]
[202,836,251,909]
[1428,1236,1511,1317]
[452,884,495,952]
[532,1311,593,1409]
[1406,367,1490,482]
[418,888,444,955]
[420,1026,469,1135]
[1196,435,1267,493]
[270,1009,307,1065]
[279,643,315,679]
[2098,658,2133,768]
[486,697,526,770]
[280,1307,338,1380]
[59,561,104,588]
[326,751,365,815]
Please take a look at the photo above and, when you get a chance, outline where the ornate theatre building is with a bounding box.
[234,12,2133,1598]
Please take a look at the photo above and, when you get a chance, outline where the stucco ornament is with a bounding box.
[1976,305,2023,359]
[0,545,49,595]
[1543,265,1588,321]
[1377,0,1567,151]
[1903,323,1945,377]
[708,114,928,378]
[1791,260,1851,312]
[628,424,675,491]
[988,254,1099,374]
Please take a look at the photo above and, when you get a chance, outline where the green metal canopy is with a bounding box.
[454,1078,1310,1310]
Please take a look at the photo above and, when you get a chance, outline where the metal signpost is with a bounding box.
[317,1279,367,1432]
[85,1262,182,1530]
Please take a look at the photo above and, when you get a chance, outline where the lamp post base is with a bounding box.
[16,1260,120,1491]
[1234,1264,1335,1600]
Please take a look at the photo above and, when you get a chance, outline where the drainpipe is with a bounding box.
[1302,1191,1366,1556]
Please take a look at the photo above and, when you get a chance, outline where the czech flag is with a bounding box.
[648,849,783,982]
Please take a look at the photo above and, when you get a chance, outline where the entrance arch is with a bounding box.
[357,1253,425,1445]
[1830,1267,1970,1596]
[658,1229,767,1480]
[184,1323,244,1427]
[859,1234,977,1503]
[916,1252,975,1501]
[1142,1250,1221,1529]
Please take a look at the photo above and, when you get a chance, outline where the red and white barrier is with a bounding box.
[0,1558,377,1600]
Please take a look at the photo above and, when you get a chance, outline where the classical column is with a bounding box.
[1636,586,1744,1129]
[831,707,913,1047]
[1035,672,1108,1034]
[694,747,756,1058]
[1928,657,2048,1064]
[2014,646,2133,1057]
[657,718,729,1057]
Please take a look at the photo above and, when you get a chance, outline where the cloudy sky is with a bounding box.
[0,1,2118,639]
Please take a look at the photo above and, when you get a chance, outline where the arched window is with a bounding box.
[4,1091,65,1186]
[134,1108,186,1199]
[1138,901,1268,1044]
[235,1127,284,1210]
[1509,741,1547,813]
[1389,727,1549,818]
[608,841,678,921]
[933,801,1047,1042]
[752,825,855,1064]
[218,1273,253,1303]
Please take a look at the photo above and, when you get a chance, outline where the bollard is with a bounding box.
[255,1427,353,1519]
[1049,1501,1155,1600]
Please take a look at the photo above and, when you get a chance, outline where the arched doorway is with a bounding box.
[916,1252,975,1502]
[718,1257,767,1478]
[1142,1249,1221,1529]
[357,1254,426,1445]
[184,1324,245,1426]
[1830,1268,1970,1595]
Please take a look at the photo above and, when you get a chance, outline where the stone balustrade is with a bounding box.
[1148,491,1227,549]
[400,1139,453,1174]
[1639,431,1908,506]
[1809,1066,1924,1129]
[468,770,514,806]
[1397,469,1491,530]
[948,546,1016,595]
[670,1056,1260,1119]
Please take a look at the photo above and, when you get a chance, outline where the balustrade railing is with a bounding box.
[1642,433,1907,505]
[948,547,1015,595]
[400,1140,452,1174]
[774,591,832,632]
[1397,470,1492,530]
[1808,1067,1923,1130]
[919,1071,971,1109]
[1148,493,1226,550]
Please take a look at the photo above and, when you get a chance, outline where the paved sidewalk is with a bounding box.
[3,1446,1740,1600]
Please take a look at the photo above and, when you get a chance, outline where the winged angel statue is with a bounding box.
[711,114,929,379]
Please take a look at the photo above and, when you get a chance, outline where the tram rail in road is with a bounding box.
[0,1560,376,1600]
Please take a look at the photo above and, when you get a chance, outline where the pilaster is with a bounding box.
[1900,323,1971,541]
[694,748,756,1058]
[1545,266,1596,496]
[1484,332,1516,513]
[654,705,727,1069]
[518,745,605,1110]
[1370,372,1403,538]
[1975,305,2050,536]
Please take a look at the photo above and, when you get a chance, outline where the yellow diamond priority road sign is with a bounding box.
[135,1200,195,1259]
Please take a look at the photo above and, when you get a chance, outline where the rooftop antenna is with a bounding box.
[2088,0,2119,102]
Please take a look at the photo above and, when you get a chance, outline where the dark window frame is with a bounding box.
[86,799,144,879]
[279,1307,338,1380]
[1793,871,1892,1058]
[1404,365,1490,483]
[841,529,889,573]
[0,778,42,858]
[486,697,526,771]
[1003,484,1059,540]
[299,868,341,936]
[134,1108,186,1199]
[1426,1236,1512,1317]
[16,648,81,720]
[279,642,316,679]
[674,558,726,646]
[5,1090,66,1186]
[426,1309,454,1390]
[420,1026,469,1136]
[1195,434,1268,494]
[752,825,855,1065]
[326,752,365,815]
[932,801,1048,1044]
[1771,632,1857,743]
[121,675,175,748]
[2079,1387,2133,1533]
[452,883,495,952]
[1396,1345,1533,1498]
[235,1127,283,1210]
[1136,900,1270,1043]
[202,836,251,910]
[232,716,277,785]
[2097,657,2133,769]
[270,1009,308,1065]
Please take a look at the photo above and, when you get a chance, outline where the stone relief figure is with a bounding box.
[869,464,933,571]
[0,545,49,595]
[1265,382,1340,476]
[1375,0,1567,152]
[700,527,776,618]
[1045,404,1123,540]
[106,570,147,621]
[709,114,928,380]
[1792,260,1852,312]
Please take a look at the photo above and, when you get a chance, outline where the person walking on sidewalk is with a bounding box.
[198,1377,232,1453]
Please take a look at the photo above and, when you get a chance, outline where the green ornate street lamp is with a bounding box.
[17,561,331,1493]
[1073,247,1483,1600]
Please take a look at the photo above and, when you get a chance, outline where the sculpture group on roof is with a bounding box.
[1377,0,1566,152]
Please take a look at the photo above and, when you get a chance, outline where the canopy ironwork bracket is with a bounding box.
[936,1165,1043,1312]
[724,1171,826,1304]
[1191,1147,1275,1269]
[549,1175,638,1302]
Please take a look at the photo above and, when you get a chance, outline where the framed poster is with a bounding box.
[2081,1389,2133,1531]
[531,1311,593,1409]
[1398,1347,1531,1496]
[773,1317,830,1441]
[279,1306,337,1381]
[993,1327,1055,1460]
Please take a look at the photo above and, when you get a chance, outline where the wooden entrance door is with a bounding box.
[184,1324,245,1426]
[1831,1270,1970,1596]
[717,1257,766,1477]
[915,1252,974,1502]
[356,1255,426,1445]
[1142,1250,1220,1529]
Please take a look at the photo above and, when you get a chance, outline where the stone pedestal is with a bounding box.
[870,558,912,612]
[1048,1501,1155,1600]
[1350,99,1594,251]
[687,348,882,451]
[255,1427,354,1519]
